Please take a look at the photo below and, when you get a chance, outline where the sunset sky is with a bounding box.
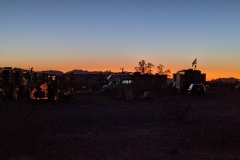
[1,0,240,80]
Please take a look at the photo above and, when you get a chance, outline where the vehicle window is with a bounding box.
[122,80,133,84]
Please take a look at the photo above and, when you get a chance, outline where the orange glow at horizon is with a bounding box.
[4,60,239,81]
[28,65,239,81]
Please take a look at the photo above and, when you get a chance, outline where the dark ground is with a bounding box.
[1,86,240,160]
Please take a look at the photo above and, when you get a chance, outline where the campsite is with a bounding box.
[1,82,240,160]
[2,1,240,159]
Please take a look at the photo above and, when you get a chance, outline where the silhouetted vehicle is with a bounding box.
[187,84,206,96]
[168,82,174,88]
[101,77,133,99]
[171,83,178,92]
[167,82,177,93]
[101,81,119,92]
[236,84,240,90]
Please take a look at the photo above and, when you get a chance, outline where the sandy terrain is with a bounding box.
[1,86,240,160]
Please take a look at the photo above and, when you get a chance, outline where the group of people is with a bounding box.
[0,84,30,102]
[0,81,74,103]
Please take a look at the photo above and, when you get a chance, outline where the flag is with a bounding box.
[192,58,197,67]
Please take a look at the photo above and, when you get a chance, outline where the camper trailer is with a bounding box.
[173,69,206,93]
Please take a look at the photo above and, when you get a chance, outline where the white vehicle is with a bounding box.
[101,81,119,92]
[187,84,206,96]
[101,74,133,92]
[236,84,240,90]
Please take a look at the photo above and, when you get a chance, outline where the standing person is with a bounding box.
[34,86,44,101]
[56,87,62,102]
[18,85,25,101]
[4,84,14,101]
[48,81,55,102]
[13,87,19,101]
[0,86,6,101]
[25,86,31,101]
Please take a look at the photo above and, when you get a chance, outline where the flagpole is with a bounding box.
[195,58,197,70]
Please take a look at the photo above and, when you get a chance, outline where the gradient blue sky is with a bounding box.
[1,0,240,80]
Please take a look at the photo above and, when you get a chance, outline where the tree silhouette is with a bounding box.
[134,60,154,74]
[156,64,171,77]
[120,67,124,73]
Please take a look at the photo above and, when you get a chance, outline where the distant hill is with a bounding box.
[40,69,104,75]
[39,70,64,75]
[209,77,239,83]
[66,69,114,74]
[66,69,90,74]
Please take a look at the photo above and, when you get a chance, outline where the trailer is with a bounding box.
[173,69,206,93]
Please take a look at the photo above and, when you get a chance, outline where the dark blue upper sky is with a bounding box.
[1,0,240,79]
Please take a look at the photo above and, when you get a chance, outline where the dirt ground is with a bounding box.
[1,86,240,160]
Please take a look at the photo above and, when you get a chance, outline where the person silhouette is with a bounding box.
[34,86,44,100]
